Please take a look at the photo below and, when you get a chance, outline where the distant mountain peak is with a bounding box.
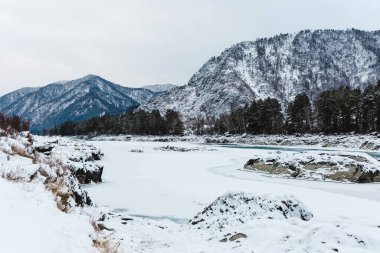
[140,29,380,121]
[0,75,155,132]
[81,74,101,80]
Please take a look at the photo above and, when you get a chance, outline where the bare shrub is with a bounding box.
[90,219,121,253]
[45,176,71,212]
[92,237,120,253]
[0,166,26,182]
[10,144,34,159]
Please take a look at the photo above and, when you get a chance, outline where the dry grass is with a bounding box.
[46,176,71,212]
[33,157,81,212]
[10,144,34,159]
[92,237,120,253]
[0,166,26,182]
[91,219,121,253]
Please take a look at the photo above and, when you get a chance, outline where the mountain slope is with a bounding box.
[140,29,380,120]
[0,87,39,111]
[142,84,178,93]
[0,75,155,132]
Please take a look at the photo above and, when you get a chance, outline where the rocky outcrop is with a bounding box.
[34,136,105,185]
[189,192,313,230]
[244,151,380,183]
[220,233,248,243]
[73,165,104,184]
[30,160,93,211]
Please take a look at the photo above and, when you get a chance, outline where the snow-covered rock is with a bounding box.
[204,134,380,151]
[154,145,216,152]
[141,29,380,120]
[33,136,104,184]
[189,192,313,230]
[244,151,380,183]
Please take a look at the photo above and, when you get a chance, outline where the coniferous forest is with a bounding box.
[49,81,380,136]
[195,81,380,135]
[48,109,184,136]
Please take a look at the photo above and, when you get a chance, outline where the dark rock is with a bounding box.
[244,158,261,167]
[357,170,380,183]
[74,165,103,184]
[35,144,54,153]
[130,149,144,153]
[288,164,298,171]
[220,238,228,243]
[91,152,102,160]
[73,187,92,207]
[229,233,247,241]
[98,214,106,222]
[97,223,114,231]
[191,219,204,226]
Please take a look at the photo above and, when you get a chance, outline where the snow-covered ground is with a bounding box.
[0,133,107,253]
[86,141,380,252]
[2,133,380,252]
[0,178,97,253]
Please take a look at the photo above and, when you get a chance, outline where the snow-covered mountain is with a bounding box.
[0,75,155,132]
[140,29,380,120]
[0,87,39,110]
[142,84,178,93]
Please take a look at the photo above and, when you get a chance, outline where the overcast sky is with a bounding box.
[0,0,379,95]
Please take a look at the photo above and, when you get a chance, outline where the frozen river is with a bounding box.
[85,141,380,224]
[205,143,380,160]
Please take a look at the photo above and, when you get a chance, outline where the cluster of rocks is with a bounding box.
[219,233,247,243]
[154,145,216,152]
[0,132,95,210]
[244,152,380,183]
[34,137,104,184]
[130,149,144,153]
[203,134,380,151]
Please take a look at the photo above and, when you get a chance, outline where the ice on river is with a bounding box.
[86,141,380,252]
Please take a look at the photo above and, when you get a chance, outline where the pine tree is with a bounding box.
[286,93,312,134]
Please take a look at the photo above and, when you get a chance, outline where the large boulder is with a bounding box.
[189,192,313,230]
[244,151,380,183]
[72,164,104,184]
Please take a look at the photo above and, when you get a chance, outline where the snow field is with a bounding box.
[87,141,380,252]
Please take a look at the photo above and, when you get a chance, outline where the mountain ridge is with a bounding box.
[142,84,178,93]
[140,29,380,121]
[0,75,155,132]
